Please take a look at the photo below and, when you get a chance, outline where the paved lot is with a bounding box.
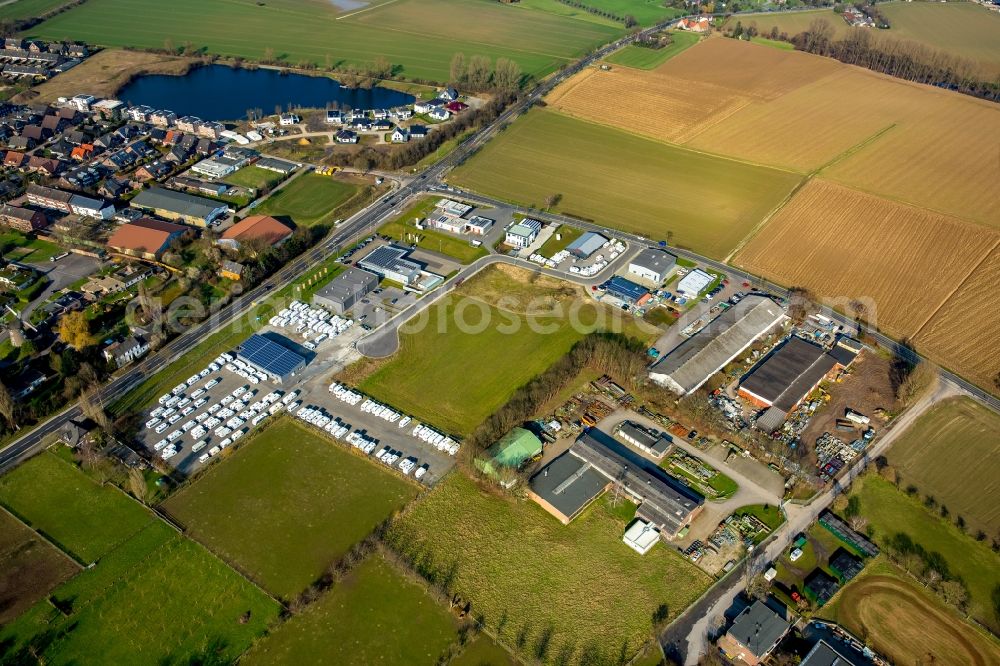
[23,252,102,318]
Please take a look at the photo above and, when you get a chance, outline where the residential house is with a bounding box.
[20,124,51,143]
[106,217,191,260]
[99,177,131,199]
[409,124,428,139]
[428,107,450,122]
[676,16,711,32]
[175,116,201,133]
[127,105,153,123]
[371,118,392,131]
[279,113,300,126]
[414,98,445,114]
[149,110,176,127]
[70,143,94,161]
[132,159,173,183]
[103,335,149,368]
[440,87,459,101]
[219,259,245,281]
[197,121,223,139]
[717,600,790,665]
[445,101,468,113]
[69,194,114,219]
[60,164,104,190]
[390,127,409,143]
[0,205,47,232]
[7,136,34,151]
[335,129,358,144]
[3,150,24,167]
[91,99,124,120]
[324,109,344,124]
[9,368,46,401]
[392,106,413,120]
[26,183,74,213]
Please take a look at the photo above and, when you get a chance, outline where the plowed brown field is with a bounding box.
[914,246,1000,391]
[733,180,999,339]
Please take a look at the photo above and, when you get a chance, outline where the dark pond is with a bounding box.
[118,64,415,122]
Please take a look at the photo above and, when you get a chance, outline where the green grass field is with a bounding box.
[886,397,1000,536]
[0,0,67,20]
[0,510,78,624]
[379,197,489,264]
[449,109,802,259]
[537,223,583,257]
[244,555,458,665]
[387,474,712,663]
[0,520,281,665]
[0,452,155,563]
[819,557,1000,666]
[850,473,1000,632]
[162,419,417,600]
[581,0,682,26]
[225,165,287,191]
[26,0,622,83]
[0,229,63,263]
[256,173,360,227]
[452,635,518,666]
[605,30,699,69]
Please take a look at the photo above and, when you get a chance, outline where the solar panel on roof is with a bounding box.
[237,334,305,379]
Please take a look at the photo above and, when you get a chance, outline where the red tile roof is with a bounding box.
[220,214,294,246]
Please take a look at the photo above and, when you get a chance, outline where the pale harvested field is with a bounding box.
[28,49,197,102]
[734,180,998,339]
[551,38,1000,226]
[914,246,1000,393]
[551,37,839,146]
[824,96,1000,227]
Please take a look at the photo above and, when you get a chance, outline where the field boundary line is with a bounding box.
[0,502,85,570]
[541,109,806,175]
[336,0,400,21]
[677,96,754,145]
[814,122,897,175]
[911,237,1000,339]
[722,173,808,264]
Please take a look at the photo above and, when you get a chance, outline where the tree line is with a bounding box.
[726,18,999,102]
[448,53,524,93]
[554,0,638,27]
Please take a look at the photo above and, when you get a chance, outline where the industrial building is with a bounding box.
[614,420,671,458]
[312,267,379,315]
[603,275,651,307]
[358,245,422,286]
[676,268,713,298]
[106,217,191,260]
[235,334,307,384]
[649,296,786,395]
[622,519,659,555]
[475,427,543,484]
[131,187,228,227]
[528,428,703,539]
[566,231,607,259]
[628,248,676,284]
[717,600,790,665]
[505,219,541,249]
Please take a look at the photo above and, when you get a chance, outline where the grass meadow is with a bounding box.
[819,557,1000,666]
[0,510,78,624]
[356,264,658,435]
[0,452,155,564]
[256,173,361,227]
[886,397,1000,536]
[605,30,699,69]
[379,197,489,264]
[386,473,712,663]
[449,109,801,259]
[244,555,459,665]
[0,521,281,664]
[225,165,287,191]
[0,0,66,20]
[26,0,622,83]
[849,473,1000,632]
[162,418,417,600]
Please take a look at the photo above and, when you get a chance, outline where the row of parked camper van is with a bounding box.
[292,402,429,480]
[269,300,354,351]
[220,352,275,385]
[143,351,300,464]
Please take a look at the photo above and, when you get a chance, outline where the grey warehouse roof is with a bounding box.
[566,231,607,258]
[529,450,609,520]
[740,336,837,411]
[315,267,378,305]
[650,295,786,394]
[630,248,676,276]
[131,187,226,219]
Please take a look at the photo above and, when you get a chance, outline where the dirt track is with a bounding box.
[834,574,1000,666]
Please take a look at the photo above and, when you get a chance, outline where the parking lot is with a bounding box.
[135,353,288,475]
[292,381,458,486]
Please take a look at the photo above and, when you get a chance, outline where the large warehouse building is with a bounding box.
[628,248,676,284]
[235,334,306,384]
[358,245,422,286]
[649,295,786,395]
[528,428,703,539]
[312,267,379,315]
[566,231,607,259]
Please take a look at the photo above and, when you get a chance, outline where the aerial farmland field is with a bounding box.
[387,473,712,663]
[733,179,998,341]
[244,555,459,665]
[913,246,1000,395]
[255,173,361,228]
[0,510,78,624]
[0,521,281,664]
[449,109,802,259]
[26,0,622,83]
[604,30,699,69]
[885,397,1000,536]
[820,558,1000,666]
[162,418,417,600]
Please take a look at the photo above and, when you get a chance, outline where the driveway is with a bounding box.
[22,253,101,319]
